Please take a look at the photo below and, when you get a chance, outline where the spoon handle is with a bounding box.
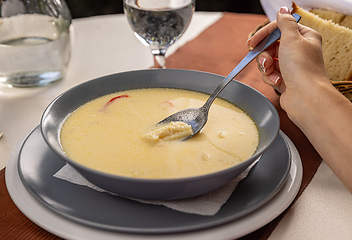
[201,13,301,111]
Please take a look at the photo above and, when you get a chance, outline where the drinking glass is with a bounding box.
[124,0,195,68]
[0,0,72,88]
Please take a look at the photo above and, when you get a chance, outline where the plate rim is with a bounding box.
[18,126,290,234]
[6,129,302,239]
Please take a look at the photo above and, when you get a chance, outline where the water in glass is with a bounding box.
[0,0,72,88]
[124,0,195,68]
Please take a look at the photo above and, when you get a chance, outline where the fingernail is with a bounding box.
[246,38,251,46]
[280,6,290,14]
[259,56,266,72]
[269,74,280,84]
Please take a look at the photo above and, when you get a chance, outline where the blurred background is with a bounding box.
[65,0,265,18]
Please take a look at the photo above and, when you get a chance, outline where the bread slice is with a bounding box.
[292,2,352,82]
[311,8,352,29]
[311,8,345,24]
[341,16,352,29]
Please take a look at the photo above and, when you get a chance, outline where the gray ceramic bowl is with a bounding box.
[41,69,279,200]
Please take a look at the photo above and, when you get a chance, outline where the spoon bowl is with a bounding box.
[159,13,301,140]
[158,107,207,139]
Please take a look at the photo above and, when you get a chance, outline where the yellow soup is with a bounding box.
[60,88,259,179]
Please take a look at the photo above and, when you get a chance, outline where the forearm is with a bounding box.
[287,81,352,193]
[249,8,352,192]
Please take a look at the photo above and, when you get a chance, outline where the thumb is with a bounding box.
[277,6,323,45]
[276,7,300,40]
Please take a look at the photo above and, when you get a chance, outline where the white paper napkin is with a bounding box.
[54,157,260,216]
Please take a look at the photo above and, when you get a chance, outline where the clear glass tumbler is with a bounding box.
[124,0,195,68]
[0,0,72,88]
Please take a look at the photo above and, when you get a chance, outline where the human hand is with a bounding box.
[247,6,330,118]
[249,7,352,195]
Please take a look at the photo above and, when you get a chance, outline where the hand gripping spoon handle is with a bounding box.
[158,13,301,140]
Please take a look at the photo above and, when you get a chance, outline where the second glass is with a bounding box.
[0,0,72,88]
[124,0,195,68]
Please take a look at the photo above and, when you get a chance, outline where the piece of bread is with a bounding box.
[311,8,352,29]
[341,16,352,29]
[292,2,352,82]
[310,8,345,24]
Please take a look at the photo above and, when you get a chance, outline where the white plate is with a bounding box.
[6,131,302,239]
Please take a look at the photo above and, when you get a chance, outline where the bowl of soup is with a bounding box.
[41,69,279,200]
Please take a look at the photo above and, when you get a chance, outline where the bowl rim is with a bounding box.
[40,68,280,183]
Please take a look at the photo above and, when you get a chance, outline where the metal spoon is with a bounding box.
[158,13,301,140]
